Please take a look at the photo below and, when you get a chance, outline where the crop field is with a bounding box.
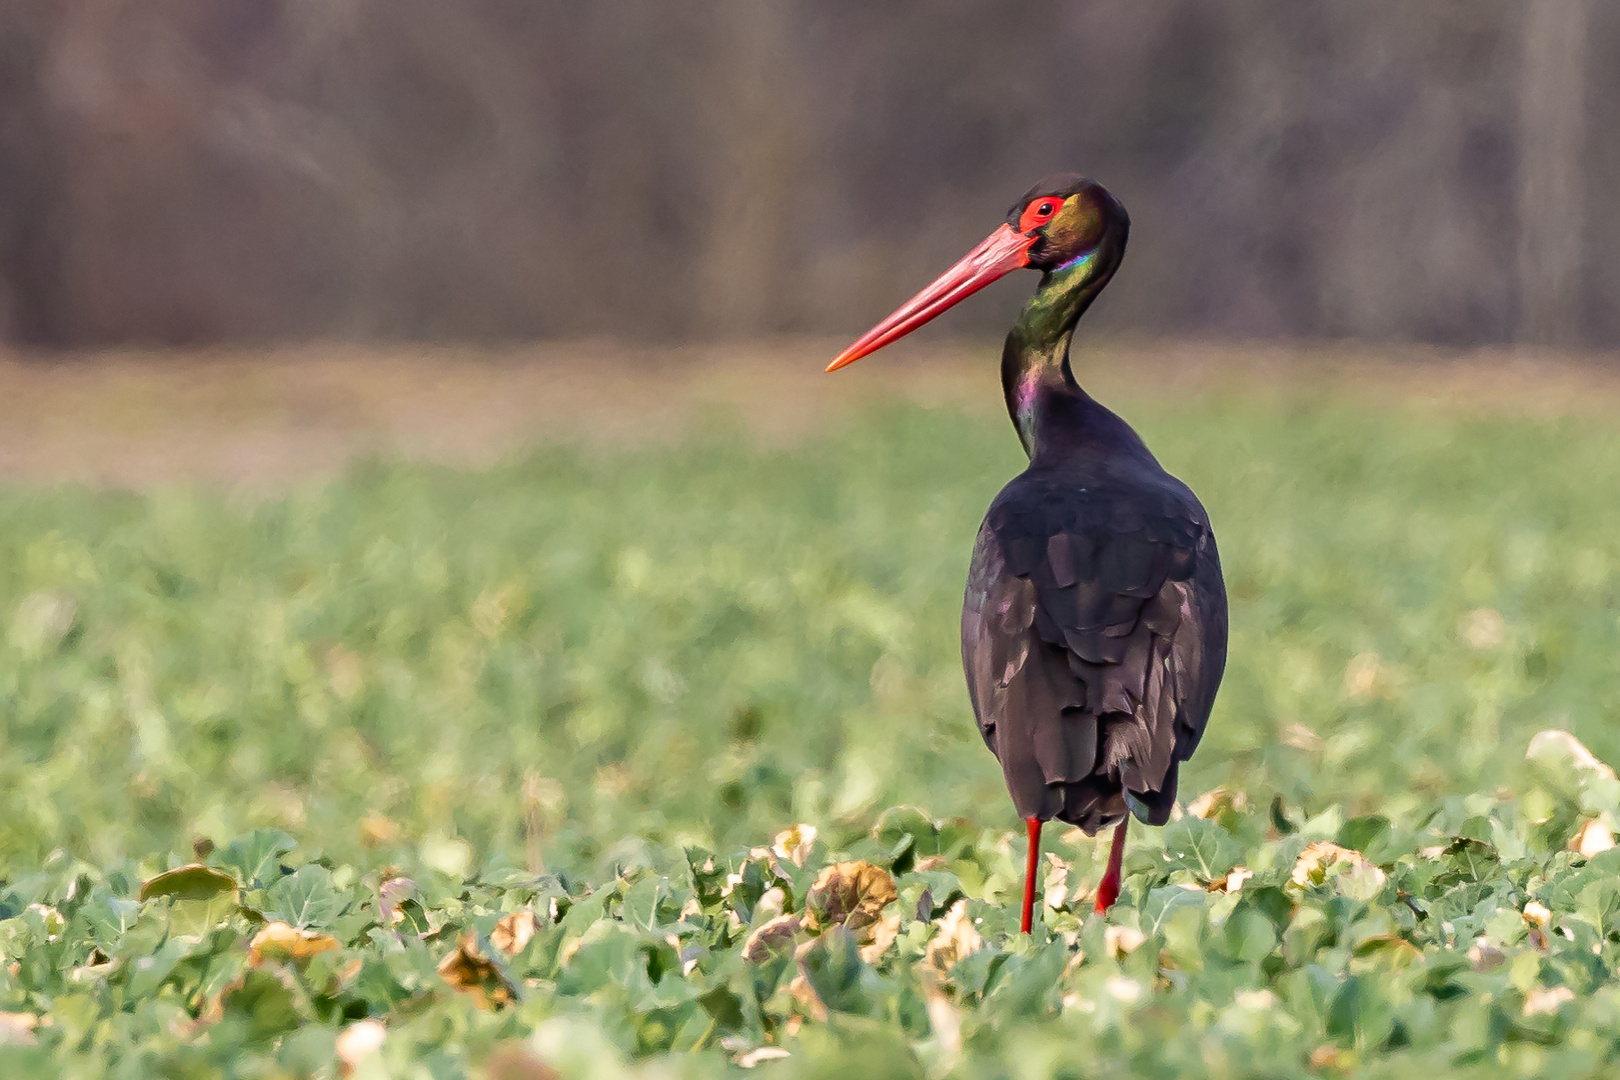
[2,345,1620,1078]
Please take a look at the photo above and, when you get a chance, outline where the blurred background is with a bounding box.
[2,0,1620,881]
[0,0,1614,351]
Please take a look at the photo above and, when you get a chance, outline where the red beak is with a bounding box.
[826,223,1035,372]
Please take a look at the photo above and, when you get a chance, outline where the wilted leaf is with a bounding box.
[1281,722,1324,752]
[360,815,400,847]
[858,910,901,965]
[1105,925,1147,958]
[1041,852,1069,909]
[1208,867,1253,894]
[139,863,239,903]
[804,861,897,936]
[491,910,538,955]
[0,1013,38,1046]
[377,876,416,924]
[484,1041,561,1080]
[1186,787,1245,821]
[1469,941,1505,971]
[1527,730,1617,782]
[1290,841,1386,897]
[437,934,518,1009]
[336,1019,387,1077]
[925,899,982,973]
[772,824,819,868]
[1569,818,1615,857]
[248,921,340,967]
[735,1046,791,1068]
[742,914,802,963]
[1523,986,1575,1017]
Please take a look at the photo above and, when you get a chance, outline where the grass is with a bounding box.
[2,373,1620,1077]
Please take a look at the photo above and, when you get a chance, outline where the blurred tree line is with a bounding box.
[0,1,1613,349]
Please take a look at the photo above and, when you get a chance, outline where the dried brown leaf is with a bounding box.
[1186,786,1246,820]
[491,910,538,956]
[788,972,829,1022]
[378,876,416,924]
[1281,722,1324,753]
[1461,608,1506,650]
[804,861,896,936]
[858,910,901,965]
[1207,867,1254,894]
[1309,1045,1342,1069]
[1343,652,1383,700]
[1523,985,1575,1016]
[1105,925,1147,958]
[360,815,400,847]
[336,1019,387,1077]
[742,914,802,963]
[437,934,518,1009]
[1570,818,1615,858]
[925,899,982,973]
[1468,941,1505,972]
[771,824,819,868]
[1527,729,1618,781]
[248,921,340,967]
[483,1041,561,1080]
[1290,842,1384,892]
[0,1013,38,1046]
[735,1047,791,1068]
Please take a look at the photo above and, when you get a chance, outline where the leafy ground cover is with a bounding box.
[2,384,1620,1076]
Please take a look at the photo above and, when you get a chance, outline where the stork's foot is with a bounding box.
[1093,818,1128,915]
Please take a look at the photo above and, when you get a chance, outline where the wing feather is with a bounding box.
[962,469,1227,833]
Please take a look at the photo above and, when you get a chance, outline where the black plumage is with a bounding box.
[961,395,1226,834]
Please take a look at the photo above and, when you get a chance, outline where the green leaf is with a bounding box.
[221,969,304,1045]
[213,830,297,888]
[1338,815,1392,860]
[1442,838,1499,883]
[261,865,346,930]
[1141,886,1207,936]
[622,875,668,931]
[872,806,940,872]
[81,896,142,948]
[1161,817,1242,882]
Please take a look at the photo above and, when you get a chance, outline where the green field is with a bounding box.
[4,380,1620,1077]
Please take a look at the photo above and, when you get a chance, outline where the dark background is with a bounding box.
[1,1,1611,349]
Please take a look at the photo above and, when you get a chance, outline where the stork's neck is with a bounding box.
[1000,249,1117,459]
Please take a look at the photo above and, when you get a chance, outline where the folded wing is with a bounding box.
[962,471,1226,832]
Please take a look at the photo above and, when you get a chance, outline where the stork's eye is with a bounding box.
[1018,198,1062,232]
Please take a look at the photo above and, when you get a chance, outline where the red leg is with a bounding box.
[1021,816,1043,934]
[1094,818,1128,914]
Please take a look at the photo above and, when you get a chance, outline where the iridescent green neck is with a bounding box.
[1000,250,1115,457]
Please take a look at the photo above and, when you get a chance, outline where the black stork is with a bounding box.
[828,176,1227,932]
